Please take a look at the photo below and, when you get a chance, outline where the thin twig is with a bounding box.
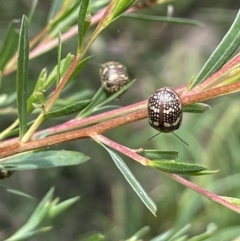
[1,80,240,158]
[169,173,240,214]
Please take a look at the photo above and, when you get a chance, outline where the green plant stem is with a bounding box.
[20,57,80,142]
[0,119,19,140]
[21,6,112,143]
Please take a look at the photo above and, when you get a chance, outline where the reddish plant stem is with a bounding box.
[2,70,239,148]
[186,53,240,94]
[20,56,80,142]
[0,109,146,159]
[92,134,149,165]
[0,100,147,148]
[93,135,240,214]
[1,81,240,158]
[169,173,240,214]
[182,81,240,105]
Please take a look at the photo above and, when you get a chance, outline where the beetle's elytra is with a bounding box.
[147,87,182,133]
[99,61,129,93]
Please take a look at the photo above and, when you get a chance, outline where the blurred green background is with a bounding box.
[0,0,240,240]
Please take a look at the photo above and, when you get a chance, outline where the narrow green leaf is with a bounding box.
[151,229,172,241]
[138,150,178,161]
[68,55,93,82]
[17,15,29,139]
[7,188,34,199]
[47,0,64,21]
[26,55,75,113]
[221,196,240,206]
[188,10,240,89]
[125,13,203,26]
[99,143,157,216]
[184,170,219,176]
[0,185,34,199]
[93,105,122,113]
[57,31,62,86]
[215,69,240,87]
[0,93,16,107]
[80,79,135,117]
[187,223,217,241]
[6,188,54,241]
[0,71,2,90]
[1,150,89,170]
[58,54,75,81]
[82,14,91,39]
[126,226,150,240]
[97,79,136,108]
[167,224,191,241]
[49,196,80,219]
[34,68,48,92]
[149,160,206,174]
[79,87,109,117]
[2,120,34,139]
[91,0,109,13]
[6,227,51,241]
[17,187,54,227]
[5,187,81,241]
[187,76,195,89]
[0,21,19,70]
[183,103,211,113]
[54,89,93,107]
[44,99,91,119]
[44,54,74,91]
[108,0,137,23]
[77,0,90,52]
[48,1,80,35]
[28,0,38,23]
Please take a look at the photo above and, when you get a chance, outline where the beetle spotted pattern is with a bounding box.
[147,87,182,133]
[99,61,129,93]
